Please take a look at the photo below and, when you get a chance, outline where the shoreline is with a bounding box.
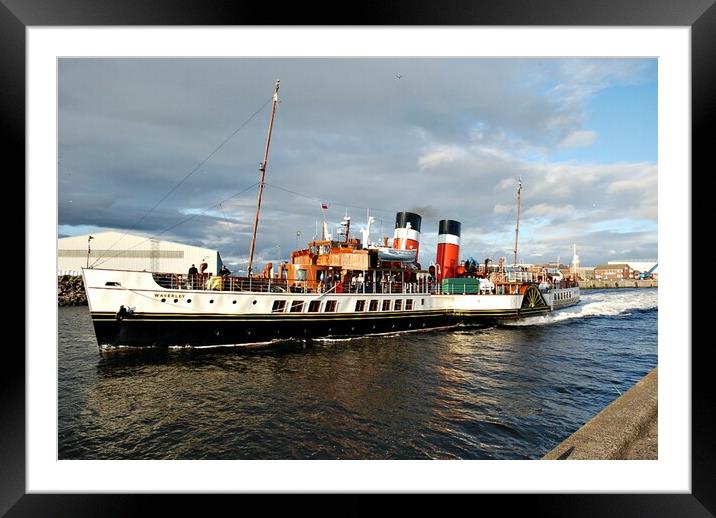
[57,275,87,306]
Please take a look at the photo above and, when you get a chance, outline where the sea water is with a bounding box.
[58,288,657,459]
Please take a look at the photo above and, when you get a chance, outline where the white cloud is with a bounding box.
[495,178,517,190]
[493,204,512,215]
[608,173,657,194]
[550,59,653,106]
[524,203,576,218]
[560,129,597,149]
[58,57,656,267]
[417,146,467,170]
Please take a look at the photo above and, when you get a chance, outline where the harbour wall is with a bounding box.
[58,275,87,306]
[542,367,658,460]
[578,279,657,289]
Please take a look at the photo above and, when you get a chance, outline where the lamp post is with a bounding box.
[86,235,94,268]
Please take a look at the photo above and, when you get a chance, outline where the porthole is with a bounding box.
[210,300,214,304]
[173,299,178,303]
[187,299,192,303]
[233,300,237,304]
[161,298,166,303]
[252,300,257,305]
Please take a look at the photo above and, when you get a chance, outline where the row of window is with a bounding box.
[555,291,574,301]
[271,298,420,314]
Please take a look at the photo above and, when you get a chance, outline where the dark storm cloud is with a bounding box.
[58,58,656,269]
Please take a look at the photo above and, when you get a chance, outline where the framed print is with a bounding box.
[7,0,712,515]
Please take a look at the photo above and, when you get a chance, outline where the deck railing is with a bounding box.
[150,272,556,296]
[151,273,437,295]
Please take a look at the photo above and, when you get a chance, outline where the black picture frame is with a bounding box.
[7,0,710,515]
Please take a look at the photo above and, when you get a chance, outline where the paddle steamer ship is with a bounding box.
[82,80,579,348]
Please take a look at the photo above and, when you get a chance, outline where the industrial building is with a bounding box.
[58,231,222,276]
[608,260,657,272]
[608,260,658,279]
[594,263,635,280]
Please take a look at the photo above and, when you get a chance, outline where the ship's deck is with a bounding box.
[150,272,578,296]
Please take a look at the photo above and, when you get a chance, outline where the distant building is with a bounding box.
[58,231,222,276]
[594,263,635,280]
[607,259,658,280]
[541,262,567,270]
[608,260,657,274]
[576,267,596,280]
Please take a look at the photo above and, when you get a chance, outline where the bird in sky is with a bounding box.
[395,73,402,79]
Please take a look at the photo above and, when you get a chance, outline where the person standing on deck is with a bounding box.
[188,264,198,289]
[219,264,231,290]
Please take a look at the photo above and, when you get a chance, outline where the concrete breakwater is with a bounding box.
[543,367,658,460]
[58,275,87,306]
[579,279,657,289]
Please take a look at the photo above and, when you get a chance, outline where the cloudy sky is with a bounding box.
[58,58,657,271]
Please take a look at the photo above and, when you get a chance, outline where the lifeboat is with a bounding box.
[376,247,417,262]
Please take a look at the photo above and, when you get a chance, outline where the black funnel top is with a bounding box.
[395,211,422,232]
[438,219,461,236]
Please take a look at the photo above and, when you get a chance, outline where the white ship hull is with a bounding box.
[81,268,575,347]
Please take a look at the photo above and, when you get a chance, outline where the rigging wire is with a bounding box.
[263,182,396,216]
[263,182,445,226]
[90,182,259,268]
[90,96,273,267]
[218,202,230,222]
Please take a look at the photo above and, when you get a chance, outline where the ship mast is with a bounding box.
[247,79,280,276]
[513,178,522,267]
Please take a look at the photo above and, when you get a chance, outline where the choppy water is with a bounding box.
[58,288,657,459]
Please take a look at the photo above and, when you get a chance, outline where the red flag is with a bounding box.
[321,203,328,209]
